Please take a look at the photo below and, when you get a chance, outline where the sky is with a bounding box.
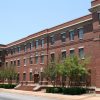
[0,0,91,45]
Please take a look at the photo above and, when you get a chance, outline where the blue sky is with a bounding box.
[0,0,91,44]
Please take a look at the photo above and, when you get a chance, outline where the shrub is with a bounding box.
[46,87,88,95]
[0,84,16,89]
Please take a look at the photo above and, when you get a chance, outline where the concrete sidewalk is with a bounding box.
[0,89,100,100]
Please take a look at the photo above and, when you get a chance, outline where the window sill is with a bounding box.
[40,63,44,65]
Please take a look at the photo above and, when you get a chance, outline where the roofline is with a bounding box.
[6,14,92,48]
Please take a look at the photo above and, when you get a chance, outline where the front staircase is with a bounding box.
[15,84,46,92]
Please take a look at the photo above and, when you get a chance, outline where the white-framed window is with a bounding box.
[70,48,75,57]
[29,56,33,64]
[24,45,27,52]
[61,50,66,60]
[14,60,16,66]
[79,47,84,59]
[41,38,44,48]
[17,59,20,66]
[10,60,13,65]
[78,28,84,40]
[50,35,55,45]
[5,61,8,67]
[40,54,44,64]
[17,46,21,53]
[23,72,26,81]
[98,13,100,24]
[50,53,55,62]
[23,58,27,66]
[29,42,33,50]
[61,32,66,42]
[35,52,38,64]
[69,30,74,41]
[30,72,33,81]
[36,40,39,49]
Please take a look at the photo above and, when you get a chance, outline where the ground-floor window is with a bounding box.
[30,72,33,81]
[23,73,26,81]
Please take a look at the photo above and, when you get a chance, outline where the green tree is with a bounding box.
[0,64,18,84]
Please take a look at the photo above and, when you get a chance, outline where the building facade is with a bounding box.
[0,0,100,91]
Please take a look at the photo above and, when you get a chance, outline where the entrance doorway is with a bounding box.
[34,74,39,83]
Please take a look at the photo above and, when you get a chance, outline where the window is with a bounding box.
[23,73,26,81]
[17,60,20,66]
[62,51,66,60]
[69,30,74,41]
[51,53,55,62]
[11,61,13,65]
[29,57,33,64]
[61,32,66,42]
[17,73,20,83]
[29,42,32,50]
[35,52,38,64]
[41,38,44,48]
[36,40,39,49]
[50,35,55,45]
[30,72,33,81]
[98,13,100,24]
[13,48,16,54]
[11,49,13,55]
[0,51,2,57]
[78,28,84,39]
[6,62,8,66]
[40,55,44,64]
[14,61,16,66]
[35,56,38,64]
[70,49,75,57]
[24,45,27,52]
[24,58,27,66]
[79,47,84,59]
[17,47,21,53]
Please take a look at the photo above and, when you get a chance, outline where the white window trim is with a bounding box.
[77,27,83,29]
[50,52,55,54]
[61,50,66,52]
[78,46,84,49]
[61,32,66,34]
[78,47,85,59]
[69,48,75,50]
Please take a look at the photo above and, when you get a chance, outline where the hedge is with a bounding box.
[0,84,16,89]
[46,87,89,95]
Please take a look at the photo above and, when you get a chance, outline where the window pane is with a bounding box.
[35,56,38,64]
[24,45,27,52]
[36,40,39,48]
[61,32,66,42]
[23,73,26,81]
[50,35,55,45]
[51,53,55,62]
[41,55,44,63]
[30,73,33,81]
[70,49,74,57]
[69,30,74,41]
[79,48,84,59]
[78,28,84,39]
[17,60,20,66]
[30,57,33,64]
[24,59,26,66]
[62,51,66,60]
[41,39,44,48]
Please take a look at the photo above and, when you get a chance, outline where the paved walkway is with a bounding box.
[0,89,100,100]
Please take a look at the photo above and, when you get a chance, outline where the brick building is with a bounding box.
[0,0,100,91]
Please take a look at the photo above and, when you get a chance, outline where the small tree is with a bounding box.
[0,64,18,84]
[64,56,89,87]
[44,62,58,87]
